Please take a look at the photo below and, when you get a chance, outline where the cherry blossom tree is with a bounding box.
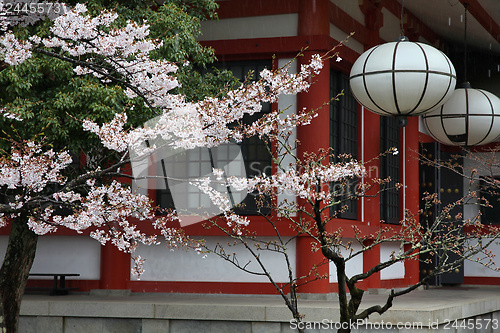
[0,1,229,331]
[2,3,500,333]
[0,2,338,332]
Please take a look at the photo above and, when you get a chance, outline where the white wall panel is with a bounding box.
[132,236,296,283]
[329,241,363,282]
[463,152,500,225]
[380,242,405,280]
[0,235,100,280]
[380,8,401,43]
[465,238,500,277]
[277,58,297,213]
[199,14,298,41]
[330,24,364,55]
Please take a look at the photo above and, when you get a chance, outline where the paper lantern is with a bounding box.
[422,83,500,146]
[350,37,456,120]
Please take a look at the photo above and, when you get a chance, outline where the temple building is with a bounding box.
[3,0,500,295]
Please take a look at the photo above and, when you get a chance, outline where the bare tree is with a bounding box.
[198,134,500,333]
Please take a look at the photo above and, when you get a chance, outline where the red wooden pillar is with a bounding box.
[403,117,420,286]
[296,237,330,293]
[362,240,381,289]
[99,244,130,290]
[361,106,382,289]
[295,0,331,294]
[359,0,384,48]
[298,0,329,36]
[359,0,384,290]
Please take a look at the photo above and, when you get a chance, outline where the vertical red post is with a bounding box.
[359,0,384,290]
[403,117,420,286]
[99,244,130,290]
[298,0,329,36]
[362,240,381,289]
[296,237,330,293]
[404,243,419,286]
[295,0,331,294]
[361,107,381,289]
[362,108,381,225]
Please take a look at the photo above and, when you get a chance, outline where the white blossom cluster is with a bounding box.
[0,32,33,65]
[1,4,180,107]
[224,160,366,203]
[189,161,363,232]
[194,56,323,148]
[189,174,249,235]
[244,108,317,139]
[0,108,23,121]
[0,141,71,231]
[0,2,333,156]
[83,113,129,152]
[83,53,325,156]
[0,141,71,193]
[0,139,185,278]
[95,51,324,155]
[191,177,249,228]
[0,4,327,155]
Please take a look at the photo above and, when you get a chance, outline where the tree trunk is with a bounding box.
[0,215,38,333]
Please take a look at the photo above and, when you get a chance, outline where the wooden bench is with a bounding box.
[27,273,80,295]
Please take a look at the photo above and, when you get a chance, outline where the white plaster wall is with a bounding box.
[329,241,363,282]
[330,23,364,55]
[198,14,298,41]
[464,238,500,278]
[380,242,405,280]
[330,0,365,55]
[462,153,500,277]
[132,236,296,283]
[277,58,297,213]
[464,161,481,226]
[0,235,100,280]
[463,152,500,225]
[380,7,401,43]
[328,235,406,284]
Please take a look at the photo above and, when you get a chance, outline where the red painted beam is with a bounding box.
[200,35,360,65]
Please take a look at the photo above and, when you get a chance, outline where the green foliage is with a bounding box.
[0,0,231,153]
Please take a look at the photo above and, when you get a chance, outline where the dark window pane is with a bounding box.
[480,177,500,225]
[380,117,401,224]
[330,71,358,219]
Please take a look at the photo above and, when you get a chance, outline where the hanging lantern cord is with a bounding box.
[397,0,409,130]
[400,0,405,37]
[463,2,469,86]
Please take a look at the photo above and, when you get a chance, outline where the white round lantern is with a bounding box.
[350,37,457,119]
[422,84,500,146]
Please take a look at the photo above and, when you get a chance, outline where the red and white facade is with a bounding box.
[2,0,500,294]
